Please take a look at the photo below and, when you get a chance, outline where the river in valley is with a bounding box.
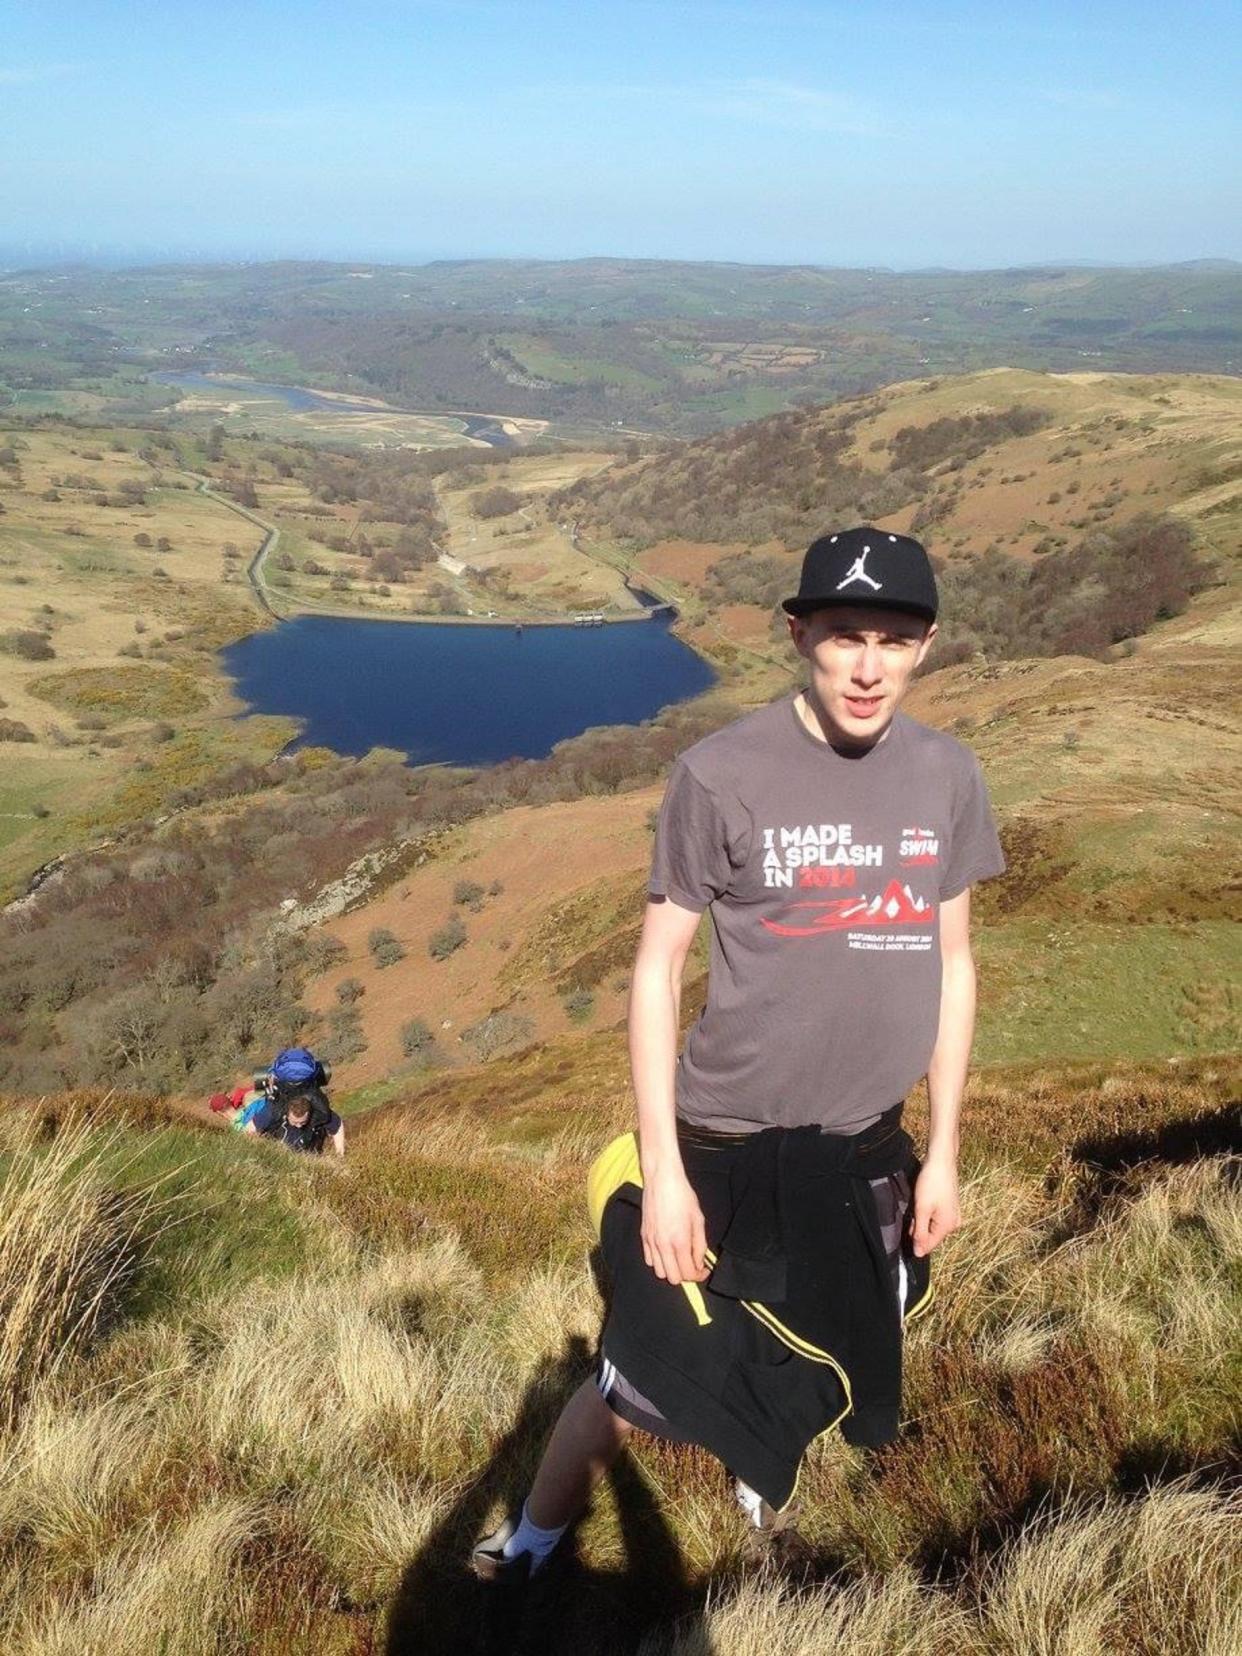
[152,370,514,447]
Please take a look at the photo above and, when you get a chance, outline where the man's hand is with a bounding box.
[641,1168,709,1285]
[911,1155,961,1257]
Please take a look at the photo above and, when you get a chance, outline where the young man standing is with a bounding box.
[473,526,1006,1582]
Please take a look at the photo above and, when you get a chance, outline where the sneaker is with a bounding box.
[754,1495,804,1534]
[734,1476,803,1535]
[470,1514,532,1587]
[742,1500,815,1575]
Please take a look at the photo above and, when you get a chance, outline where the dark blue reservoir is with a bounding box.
[221,615,716,767]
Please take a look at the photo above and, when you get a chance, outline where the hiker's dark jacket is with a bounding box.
[588,1101,932,1510]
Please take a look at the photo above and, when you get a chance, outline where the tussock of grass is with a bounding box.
[644,1568,963,1655]
[0,1398,157,1576]
[643,1484,1241,1656]
[12,1498,258,1656]
[976,1482,1242,1656]
[0,1118,154,1428]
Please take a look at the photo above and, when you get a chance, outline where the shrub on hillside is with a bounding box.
[325,1004,366,1062]
[0,718,36,743]
[888,404,1050,473]
[428,914,467,961]
[303,933,348,974]
[335,977,365,1005]
[400,1017,438,1060]
[459,1009,533,1060]
[452,879,485,909]
[704,551,792,611]
[471,485,522,520]
[368,928,406,969]
[562,987,595,1023]
[3,630,56,662]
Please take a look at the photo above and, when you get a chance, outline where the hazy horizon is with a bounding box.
[3,0,1239,270]
[2,247,1239,276]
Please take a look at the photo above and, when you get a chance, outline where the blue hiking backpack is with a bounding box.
[270,1047,330,1095]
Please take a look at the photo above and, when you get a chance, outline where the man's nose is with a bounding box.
[853,645,883,684]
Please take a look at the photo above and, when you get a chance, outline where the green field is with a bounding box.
[495,332,663,390]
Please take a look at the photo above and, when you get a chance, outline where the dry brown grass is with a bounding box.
[641,1482,1241,1656]
[0,1060,1235,1652]
[0,1118,154,1428]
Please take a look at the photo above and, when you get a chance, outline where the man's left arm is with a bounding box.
[912,886,975,1257]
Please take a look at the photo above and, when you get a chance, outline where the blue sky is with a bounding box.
[2,0,1239,267]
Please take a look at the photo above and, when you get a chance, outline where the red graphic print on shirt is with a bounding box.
[761,878,934,938]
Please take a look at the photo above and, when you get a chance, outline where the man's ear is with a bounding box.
[915,621,938,667]
[787,612,817,660]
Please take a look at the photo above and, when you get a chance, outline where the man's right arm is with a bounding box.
[628,895,709,1287]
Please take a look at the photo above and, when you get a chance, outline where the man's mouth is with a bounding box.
[844,695,883,717]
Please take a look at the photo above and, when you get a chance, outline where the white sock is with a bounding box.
[734,1478,766,1527]
[501,1500,568,1571]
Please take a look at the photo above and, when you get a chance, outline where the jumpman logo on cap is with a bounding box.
[835,545,882,592]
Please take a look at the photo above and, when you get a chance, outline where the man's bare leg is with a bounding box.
[525,1377,633,1529]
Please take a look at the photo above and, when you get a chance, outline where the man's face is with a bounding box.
[287,1104,311,1127]
[787,604,937,743]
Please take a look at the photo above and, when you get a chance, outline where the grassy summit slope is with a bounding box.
[0,1058,1236,1653]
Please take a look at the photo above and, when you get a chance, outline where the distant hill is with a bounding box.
[558,366,1242,551]
[556,367,1241,663]
[2,257,1239,437]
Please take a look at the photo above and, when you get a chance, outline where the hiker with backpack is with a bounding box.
[243,1047,346,1158]
[471,526,1007,1587]
[246,1087,345,1157]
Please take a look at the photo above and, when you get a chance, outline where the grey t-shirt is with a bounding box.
[648,692,1007,1135]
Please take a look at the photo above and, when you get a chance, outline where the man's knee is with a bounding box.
[608,1404,634,1440]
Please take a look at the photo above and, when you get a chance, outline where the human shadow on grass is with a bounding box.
[1070,1098,1241,1182]
[1045,1097,1241,1246]
[383,1332,719,1656]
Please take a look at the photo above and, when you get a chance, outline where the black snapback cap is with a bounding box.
[782,525,938,622]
